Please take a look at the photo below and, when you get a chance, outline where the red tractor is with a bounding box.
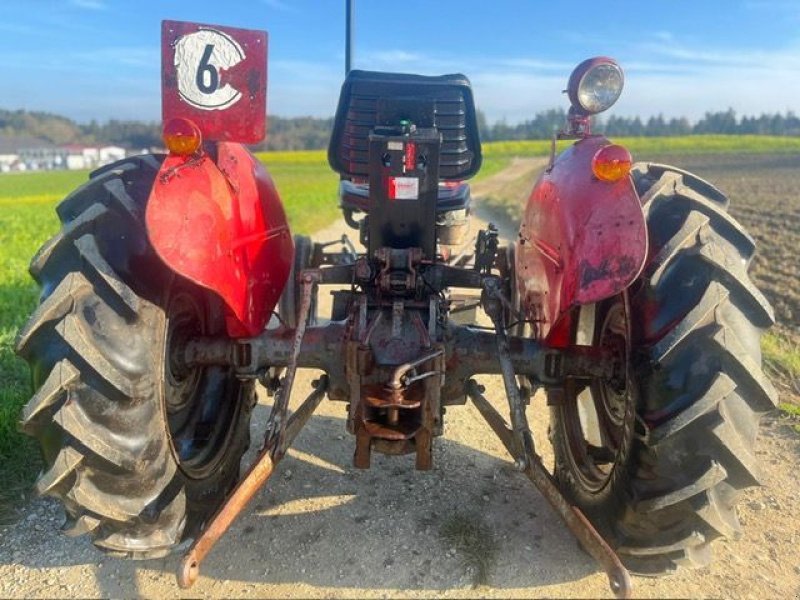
[15,17,776,598]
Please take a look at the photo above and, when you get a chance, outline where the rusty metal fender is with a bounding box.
[146,142,293,337]
[515,136,647,341]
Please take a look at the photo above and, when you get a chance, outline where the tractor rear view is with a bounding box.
[15,15,776,599]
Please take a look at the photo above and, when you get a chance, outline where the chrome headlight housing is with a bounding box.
[567,57,624,115]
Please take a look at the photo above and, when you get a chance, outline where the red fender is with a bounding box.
[515,136,647,342]
[146,142,293,337]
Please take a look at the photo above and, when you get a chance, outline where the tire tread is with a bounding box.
[555,162,777,575]
[17,156,249,558]
[622,163,774,571]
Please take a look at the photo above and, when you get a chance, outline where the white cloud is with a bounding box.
[495,58,574,71]
[2,45,159,74]
[469,71,565,122]
[61,46,161,71]
[614,66,800,121]
[358,50,459,74]
[638,39,800,70]
[463,34,800,122]
[12,22,798,125]
[604,36,800,120]
[268,59,343,117]
[69,0,107,10]
[371,50,425,64]
[258,0,295,12]
[72,46,159,68]
[268,36,800,123]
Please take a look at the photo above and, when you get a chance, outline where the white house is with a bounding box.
[0,136,24,169]
[0,135,61,171]
[0,152,18,172]
[0,137,130,172]
[63,144,127,170]
[99,146,126,164]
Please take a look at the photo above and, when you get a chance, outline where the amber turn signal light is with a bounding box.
[163,118,203,156]
[591,144,632,182]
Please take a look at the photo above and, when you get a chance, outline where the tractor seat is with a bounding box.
[328,70,482,181]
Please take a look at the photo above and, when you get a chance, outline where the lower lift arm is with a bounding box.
[474,278,632,599]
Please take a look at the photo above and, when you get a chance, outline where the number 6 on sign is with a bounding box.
[162,20,267,144]
[175,32,242,109]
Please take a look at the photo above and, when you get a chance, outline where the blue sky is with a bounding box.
[1,0,798,124]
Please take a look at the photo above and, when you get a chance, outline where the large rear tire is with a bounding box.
[549,163,777,574]
[278,234,317,328]
[15,156,253,558]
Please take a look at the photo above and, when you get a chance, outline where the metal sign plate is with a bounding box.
[162,20,267,144]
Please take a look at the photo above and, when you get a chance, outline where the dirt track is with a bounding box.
[1,161,799,599]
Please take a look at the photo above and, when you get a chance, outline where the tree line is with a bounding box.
[0,110,336,151]
[478,108,800,140]
[1,107,798,151]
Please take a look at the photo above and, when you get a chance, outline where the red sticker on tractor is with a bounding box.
[388,176,420,200]
[161,20,267,144]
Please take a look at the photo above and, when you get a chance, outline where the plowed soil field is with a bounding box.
[648,153,799,341]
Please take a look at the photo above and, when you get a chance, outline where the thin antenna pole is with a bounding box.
[345,0,354,75]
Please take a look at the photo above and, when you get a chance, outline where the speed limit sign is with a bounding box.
[162,20,267,144]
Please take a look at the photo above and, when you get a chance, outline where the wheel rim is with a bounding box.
[164,289,241,480]
[561,298,633,493]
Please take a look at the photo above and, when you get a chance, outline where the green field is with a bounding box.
[1,135,797,520]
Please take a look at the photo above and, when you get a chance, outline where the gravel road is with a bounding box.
[1,161,798,599]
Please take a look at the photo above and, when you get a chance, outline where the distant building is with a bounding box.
[99,145,126,165]
[0,136,128,172]
[19,141,68,171]
[0,137,18,172]
[0,135,63,172]
[62,144,95,170]
[62,144,127,170]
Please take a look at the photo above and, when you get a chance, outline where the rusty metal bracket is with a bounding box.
[477,277,632,599]
[387,349,444,390]
[264,270,321,456]
[466,380,632,599]
[482,278,536,465]
[177,271,323,589]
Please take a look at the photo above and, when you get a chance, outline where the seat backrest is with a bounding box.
[328,70,482,181]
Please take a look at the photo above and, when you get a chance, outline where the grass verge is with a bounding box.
[778,403,800,435]
[763,332,800,435]
[0,195,60,522]
[762,332,800,385]
[439,512,498,587]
